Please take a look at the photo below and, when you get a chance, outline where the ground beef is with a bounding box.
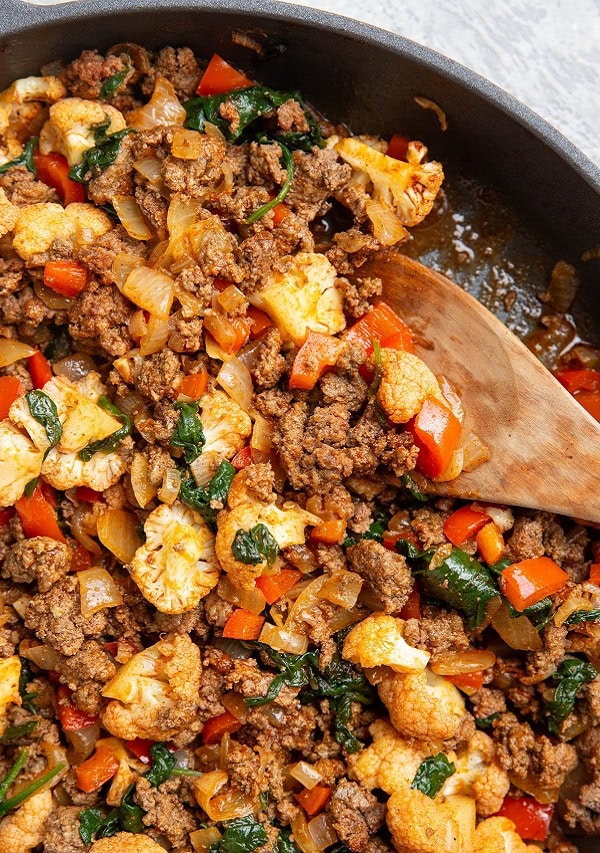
[55,639,116,689]
[60,48,131,98]
[564,727,600,833]
[410,506,447,548]
[327,779,386,852]
[243,463,276,504]
[319,342,369,413]
[506,514,545,561]
[347,539,412,614]
[286,148,351,222]
[162,135,227,196]
[77,227,146,284]
[237,219,315,290]
[403,609,470,655]
[337,275,384,319]
[135,776,197,844]
[247,141,288,187]
[141,46,201,99]
[0,253,27,304]
[134,185,168,230]
[225,741,264,799]
[277,99,310,132]
[468,687,507,720]
[540,513,589,582]
[42,806,87,853]
[203,590,234,628]
[169,310,204,353]
[493,712,577,790]
[25,575,108,656]
[68,277,135,357]
[523,624,568,684]
[0,165,59,205]
[0,285,66,341]
[136,350,182,401]
[251,328,287,389]
[2,536,71,592]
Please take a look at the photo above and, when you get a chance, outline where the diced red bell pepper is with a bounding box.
[446,671,485,691]
[398,586,421,620]
[0,507,15,526]
[344,301,414,353]
[574,391,600,421]
[231,446,255,470]
[256,569,302,605]
[75,486,103,504]
[247,306,273,339]
[590,563,600,585]
[271,202,290,226]
[69,542,93,573]
[289,331,345,391]
[386,133,410,161]
[407,396,462,479]
[27,350,53,389]
[33,151,85,205]
[57,685,98,731]
[0,376,24,420]
[222,609,265,640]
[499,557,569,611]
[125,738,154,764]
[179,370,209,400]
[295,785,332,816]
[554,369,600,394]
[196,54,254,96]
[76,745,119,793]
[495,796,554,842]
[40,480,59,508]
[212,277,233,292]
[43,260,88,298]
[202,710,242,745]
[443,505,490,546]
[382,530,418,551]
[309,518,346,545]
[476,522,505,565]
[15,483,66,543]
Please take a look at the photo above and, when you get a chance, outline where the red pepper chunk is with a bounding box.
[202,711,242,745]
[574,391,600,421]
[0,376,24,420]
[500,557,569,611]
[443,505,490,546]
[44,260,87,298]
[75,486,103,503]
[15,483,66,543]
[554,369,600,394]
[289,331,345,391]
[222,609,265,641]
[76,745,120,793]
[398,586,421,620]
[197,54,254,96]
[495,796,554,842]
[178,371,209,401]
[408,396,462,479]
[231,446,255,470]
[295,785,332,816]
[0,508,15,526]
[247,306,273,339]
[590,563,600,585]
[386,133,410,161]
[446,671,485,691]
[57,685,98,730]
[256,569,302,605]
[344,301,414,353]
[33,151,85,205]
[125,738,154,764]
[27,350,53,389]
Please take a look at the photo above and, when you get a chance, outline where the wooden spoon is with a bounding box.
[365,252,600,523]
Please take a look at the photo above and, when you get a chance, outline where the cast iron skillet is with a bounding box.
[1,1,600,847]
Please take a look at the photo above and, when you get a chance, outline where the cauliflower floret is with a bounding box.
[0,75,66,143]
[0,189,18,237]
[0,789,53,853]
[377,349,443,424]
[39,98,126,166]
[349,718,433,794]
[334,136,444,228]
[378,667,466,741]
[101,633,201,741]
[343,612,430,674]
[11,202,112,263]
[0,656,22,737]
[195,390,252,474]
[249,252,346,346]
[473,817,540,853]
[442,731,510,816]
[130,502,219,613]
[90,833,166,853]
[387,787,475,853]
[0,422,44,507]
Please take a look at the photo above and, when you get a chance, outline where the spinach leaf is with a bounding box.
[398,540,499,629]
[343,509,389,548]
[26,389,62,449]
[0,137,38,176]
[69,116,133,183]
[564,609,600,626]
[246,647,319,708]
[0,747,65,818]
[232,523,279,567]
[401,472,429,504]
[411,753,456,799]
[209,815,268,852]
[78,396,131,461]
[0,720,39,742]
[100,64,130,99]
[171,401,205,464]
[145,742,177,787]
[117,784,145,833]
[18,658,38,714]
[507,596,553,629]
[276,828,301,852]
[475,712,501,731]
[179,460,236,529]
[544,658,597,735]
[79,808,105,845]
[246,141,294,224]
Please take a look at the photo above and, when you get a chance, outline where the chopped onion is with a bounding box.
[308,814,339,851]
[191,828,223,852]
[415,95,448,131]
[250,414,272,459]
[112,195,153,241]
[221,691,249,723]
[218,576,266,615]
[461,432,491,473]
[204,332,233,362]
[553,595,595,627]
[129,75,186,130]
[437,375,464,424]
[190,450,221,488]
[236,338,263,371]
[318,570,363,608]
[172,128,205,160]
[123,265,174,318]
[111,252,144,289]
[217,357,253,411]
[204,312,250,355]
[430,649,496,675]
[140,314,170,356]
[0,337,35,367]
[97,508,142,565]
[174,284,209,319]
[289,761,323,790]
[193,770,254,821]
[508,772,559,806]
[21,643,60,670]
[204,121,227,144]
[433,447,464,482]
[129,309,148,341]
[211,636,254,660]
[33,279,71,310]
[53,352,96,382]
[327,607,362,632]
[291,811,321,853]
[112,352,145,385]
[491,601,543,651]
[158,467,181,505]
[71,506,102,557]
[217,285,247,314]
[259,622,308,654]
[546,260,579,313]
[66,723,99,764]
[78,567,124,618]
[365,198,408,246]
[133,157,169,197]
[286,575,327,634]
[472,504,514,533]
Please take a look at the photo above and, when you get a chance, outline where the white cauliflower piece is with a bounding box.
[0,75,66,138]
[11,202,112,263]
[216,468,320,589]
[342,612,430,674]
[473,817,540,853]
[130,502,220,613]
[39,98,126,166]
[378,667,466,741]
[0,189,18,237]
[0,422,44,507]
[377,349,443,424]
[387,787,475,853]
[90,833,166,853]
[101,633,201,741]
[0,656,22,737]
[334,136,444,228]
[349,718,433,794]
[442,731,510,816]
[192,390,252,476]
[41,445,130,492]
[249,252,346,346]
[0,789,53,853]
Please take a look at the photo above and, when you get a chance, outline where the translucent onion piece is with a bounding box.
[236,338,263,371]
[414,95,448,131]
[72,506,102,557]
[472,503,514,533]
[217,357,253,411]
[190,450,221,488]
[218,576,266,615]
[204,312,247,355]
[66,723,99,764]
[327,607,362,633]
[158,467,181,505]
[21,643,60,670]
[78,567,124,618]
[433,447,464,482]
[259,623,308,654]
[437,375,464,424]
[460,432,491,473]
[211,636,254,660]
[508,772,559,806]
[133,157,169,197]
[204,332,232,362]
[318,570,363,609]
[191,828,223,853]
[129,309,148,341]
[97,508,142,565]
[250,414,273,457]
[286,576,327,634]
[204,121,227,143]
[129,75,186,130]
[291,812,321,853]
[112,195,153,241]
[308,814,339,851]
[174,284,209,319]
[289,761,323,791]
[430,649,496,675]
[221,691,249,723]
[491,601,543,651]
[553,595,594,627]
[365,198,408,246]
[193,770,254,821]
[139,315,170,356]
[123,265,174,318]
[172,128,205,160]
[111,252,144,290]
[53,352,96,383]
[217,285,247,314]
[0,337,35,367]
[33,278,72,310]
